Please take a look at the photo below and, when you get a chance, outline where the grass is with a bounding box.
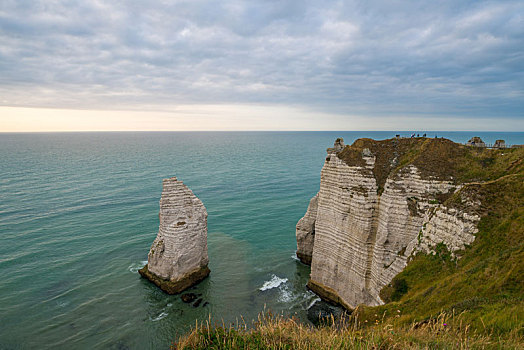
[173,310,523,349]
[337,137,524,189]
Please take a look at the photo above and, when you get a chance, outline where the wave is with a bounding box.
[259,275,288,291]
[307,297,321,310]
[281,288,318,307]
[258,275,317,306]
[150,311,168,322]
[278,284,293,303]
[56,300,70,308]
[128,260,147,273]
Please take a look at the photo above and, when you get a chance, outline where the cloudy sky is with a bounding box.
[1,0,523,131]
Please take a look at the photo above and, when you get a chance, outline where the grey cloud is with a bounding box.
[0,0,523,119]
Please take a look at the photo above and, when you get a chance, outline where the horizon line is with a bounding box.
[2,130,524,133]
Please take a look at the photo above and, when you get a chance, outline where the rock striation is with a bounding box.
[139,177,210,294]
[297,138,481,309]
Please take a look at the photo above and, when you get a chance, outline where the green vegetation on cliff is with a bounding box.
[174,138,523,349]
[371,172,523,334]
[338,137,523,192]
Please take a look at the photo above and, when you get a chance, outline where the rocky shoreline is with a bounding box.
[138,264,210,295]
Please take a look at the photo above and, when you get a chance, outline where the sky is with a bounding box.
[1,0,523,131]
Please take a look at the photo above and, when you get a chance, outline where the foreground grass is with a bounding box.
[173,311,523,349]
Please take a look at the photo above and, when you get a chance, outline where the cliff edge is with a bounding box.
[297,137,523,310]
[139,177,210,294]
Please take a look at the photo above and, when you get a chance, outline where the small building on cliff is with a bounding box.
[494,139,506,148]
[466,137,486,147]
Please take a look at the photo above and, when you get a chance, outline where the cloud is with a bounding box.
[0,0,523,122]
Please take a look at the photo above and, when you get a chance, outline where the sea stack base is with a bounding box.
[307,279,354,311]
[139,264,210,295]
[296,251,312,265]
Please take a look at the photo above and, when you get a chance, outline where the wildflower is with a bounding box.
[443,323,447,326]
[397,310,401,313]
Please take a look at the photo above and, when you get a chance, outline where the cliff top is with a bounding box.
[336,137,524,192]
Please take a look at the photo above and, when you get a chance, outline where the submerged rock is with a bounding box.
[139,177,210,294]
[307,299,345,326]
[180,293,197,303]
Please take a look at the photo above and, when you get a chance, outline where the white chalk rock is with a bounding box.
[139,177,210,294]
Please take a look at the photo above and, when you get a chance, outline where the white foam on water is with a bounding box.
[291,252,300,261]
[280,287,318,306]
[307,297,321,310]
[278,284,293,303]
[128,260,147,273]
[150,311,168,322]
[56,300,70,308]
[259,275,288,291]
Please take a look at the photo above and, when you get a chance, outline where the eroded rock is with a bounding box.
[139,177,210,294]
[296,193,318,265]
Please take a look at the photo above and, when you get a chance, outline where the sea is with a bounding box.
[1,131,523,349]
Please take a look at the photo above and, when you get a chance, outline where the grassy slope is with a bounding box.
[361,140,524,336]
[369,173,523,335]
[174,139,524,349]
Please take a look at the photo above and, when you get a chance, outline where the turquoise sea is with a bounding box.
[1,131,523,349]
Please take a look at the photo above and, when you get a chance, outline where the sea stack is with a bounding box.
[295,193,318,265]
[139,177,210,294]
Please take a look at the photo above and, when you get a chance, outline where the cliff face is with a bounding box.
[296,193,318,265]
[139,177,210,294]
[298,138,482,309]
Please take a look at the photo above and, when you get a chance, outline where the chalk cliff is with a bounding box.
[139,177,210,294]
[298,137,482,309]
[296,193,318,265]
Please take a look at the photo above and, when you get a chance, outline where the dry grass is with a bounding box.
[172,310,523,349]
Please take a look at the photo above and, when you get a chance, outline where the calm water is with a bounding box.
[1,131,522,349]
